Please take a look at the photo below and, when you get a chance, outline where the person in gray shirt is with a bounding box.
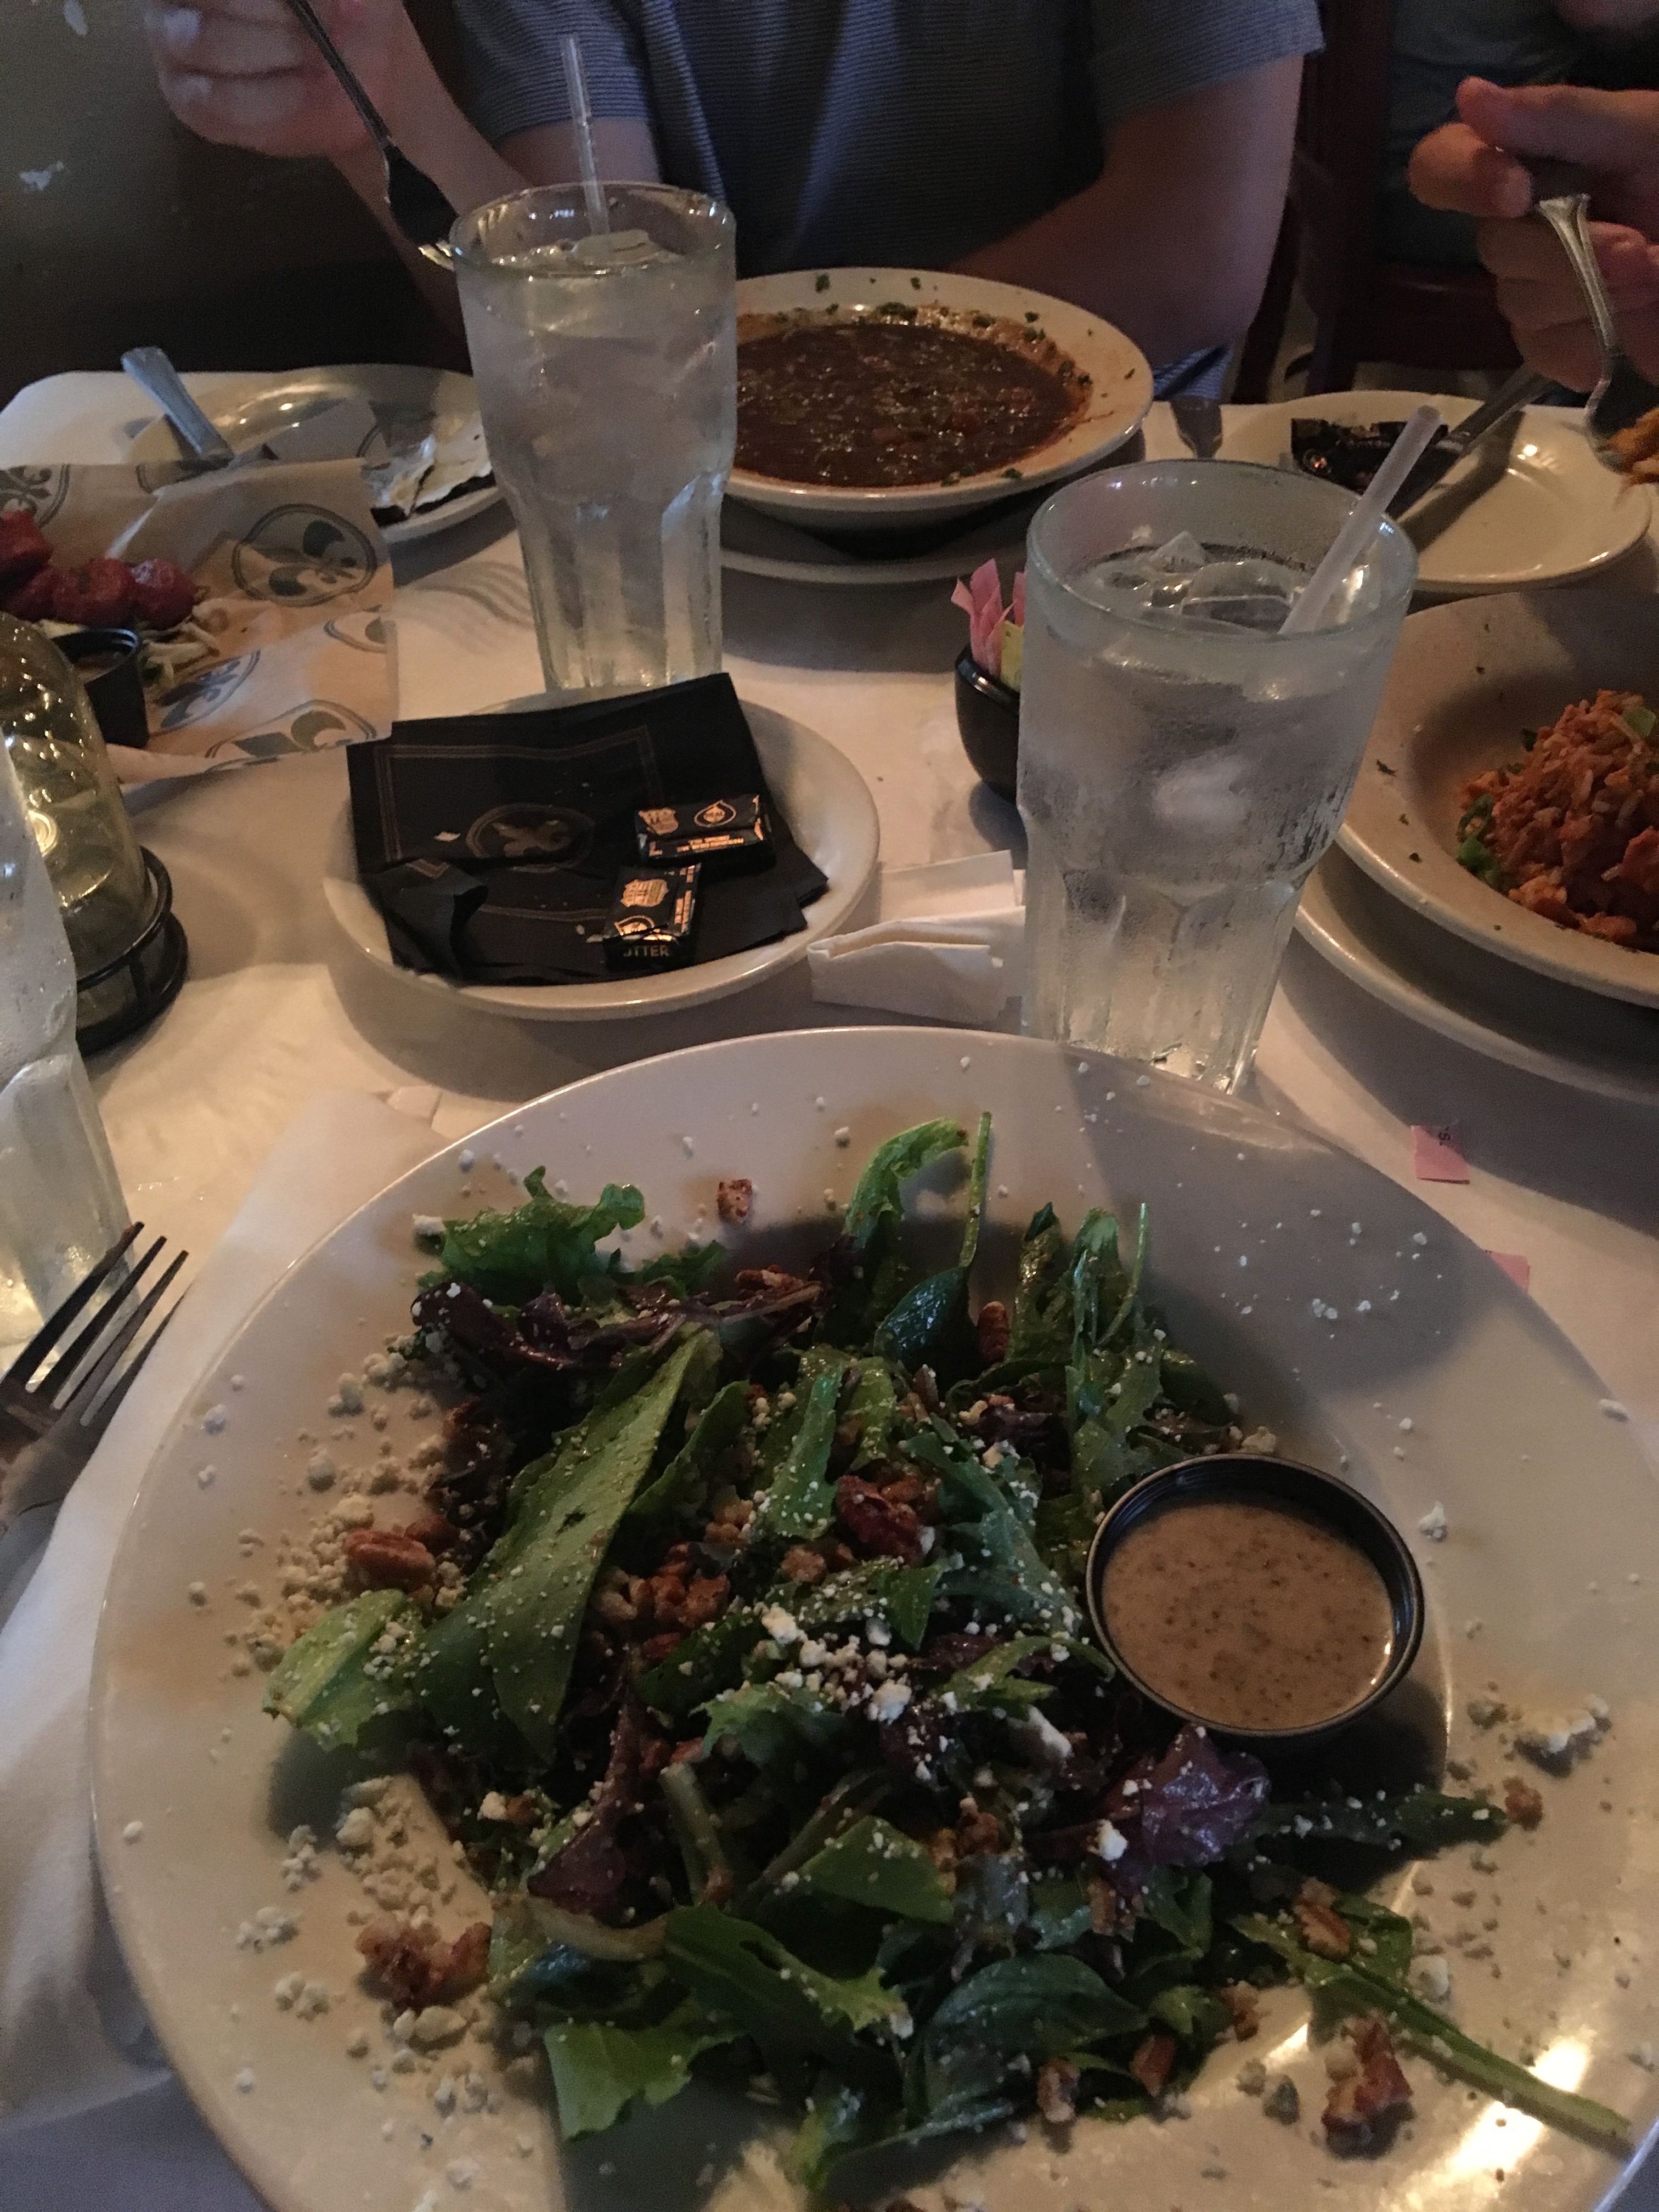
[143,0,1320,392]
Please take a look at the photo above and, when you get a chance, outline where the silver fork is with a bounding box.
[1529,159,1659,469]
[0,1225,187,1539]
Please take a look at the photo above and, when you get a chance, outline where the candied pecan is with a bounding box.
[878,1471,929,1508]
[918,1827,958,1874]
[957,1807,1002,1857]
[781,1545,828,1585]
[501,1794,538,1828]
[1322,2016,1411,2149]
[639,1631,682,1663]
[1085,1874,1119,1934]
[1128,2030,1178,2098]
[1503,1775,1545,1829]
[716,1178,753,1225]
[700,1863,736,1906]
[835,1474,924,1563]
[1036,2057,1080,2125]
[639,1736,674,1778]
[676,1573,729,1629]
[1222,1983,1261,2040]
[399,1509,459,1555]
[975,1300,1011,1365]
[343,1528,436,1592]
[670,1737,705,1764]
[356,1914,492,2008]
[1294,1876,1353,1960]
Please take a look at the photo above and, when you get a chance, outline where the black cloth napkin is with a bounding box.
[347,675,827,984]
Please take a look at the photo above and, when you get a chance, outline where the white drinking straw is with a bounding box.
[1279,404,1443,635]
[560,34,611,236]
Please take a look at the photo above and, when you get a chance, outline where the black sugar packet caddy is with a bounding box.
[347,674,827,986]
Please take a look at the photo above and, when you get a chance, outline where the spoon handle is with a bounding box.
[1532,190,1624,368]
[278,0,395,158]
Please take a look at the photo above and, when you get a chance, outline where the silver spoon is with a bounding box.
[1529,159,1659,470]
[276,0,458,266]
[120,347,235,466]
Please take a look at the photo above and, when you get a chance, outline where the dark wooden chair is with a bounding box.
[1233,0,1521,400]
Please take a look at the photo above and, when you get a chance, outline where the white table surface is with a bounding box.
[3,379,1658,2210]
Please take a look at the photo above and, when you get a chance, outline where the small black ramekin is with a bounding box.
[1084,1453,1425,1755]
[952,645,1020,802]
[55,626,149,750]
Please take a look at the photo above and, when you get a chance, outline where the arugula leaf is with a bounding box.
[1158,1346,1233,1427]
[929,1450,1070,1628]
[426,1169,644,1305]
[1248,1787,1506,1854]
[663,1906,907,2093]
[1030,1870,1094,1951]
[845,1358,900,1471]
[1148,1983,1232,2046]
[662,1760,748,1897]
[872,1112,992,1383]
[418,1334,702,1761]
[797,1815,955,1925]
[262,1590,416,1751]
[916,1955,1143,2118]
[488,1893,668,2007]
[843,1120,967,1251]
[1140,1867,1213,1955]
[750,1357,848,1544]
[938,1633,1056,1717]
[636,1603,759,1720]
[1338,1893,1414,1986]
[1234,1914,1630,2151]
[737,1769,893,1911]
[544,2002,740,2137]
[700,1679,847,1765]
[787,2080,896,2192]
[624,1379,750,1548]
[827,1120,967,1346]
[787,1559,941,1650]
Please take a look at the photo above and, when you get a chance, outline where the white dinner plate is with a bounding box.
[720,488,1043,588]
[729,269,1152,530]
[323,700,879,1020]
[1220,392,1651,596]
[1340,590,1659,1009]
[127,365,503,550]
[1295,848,1659,1105]
[92,1028,1659,2212]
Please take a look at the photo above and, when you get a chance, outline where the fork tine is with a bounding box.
[3,1223,144,1391]
[35,1234,168,1404]
[61,1250,188,1431]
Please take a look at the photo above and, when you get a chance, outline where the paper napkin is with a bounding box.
[808,851,1024,1026]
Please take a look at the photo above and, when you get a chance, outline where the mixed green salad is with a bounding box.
[265,1118,1628,2190]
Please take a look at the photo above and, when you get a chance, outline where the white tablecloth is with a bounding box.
[2,381,1657,2209]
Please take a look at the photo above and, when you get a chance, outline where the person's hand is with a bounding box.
[1409,78,1659,386]
[142,0,416,165]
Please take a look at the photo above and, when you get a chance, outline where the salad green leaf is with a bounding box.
[261,1589,415,1751]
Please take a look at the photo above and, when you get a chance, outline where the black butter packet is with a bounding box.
[635,793,770,873]
[346,674,828,985]
[603,864,700,970]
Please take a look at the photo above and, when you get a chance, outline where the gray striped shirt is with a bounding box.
[452,0,1321,391]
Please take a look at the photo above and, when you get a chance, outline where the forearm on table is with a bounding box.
[954,60,1302,368]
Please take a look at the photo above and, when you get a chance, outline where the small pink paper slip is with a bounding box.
[1485,1251,1532,1293]
[1412,1122,1470,1184]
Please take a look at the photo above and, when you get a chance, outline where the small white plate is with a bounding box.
[127,365,501,550]
[730,268,1152,530]
[1296,847,1659,1104]
[1340,590,1659,1009]
[323,700,879,1020]
[1220,392,1651,596]
[91,1026,1659,2212]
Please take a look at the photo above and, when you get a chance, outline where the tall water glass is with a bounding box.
[452,184,736,696]
[1018,462,1417,1090]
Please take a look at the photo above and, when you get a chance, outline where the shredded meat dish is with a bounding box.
[1455,689,1659,952]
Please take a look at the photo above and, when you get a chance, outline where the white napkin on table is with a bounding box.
[0,1091,447,2131]
[807,851,1025,1026]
